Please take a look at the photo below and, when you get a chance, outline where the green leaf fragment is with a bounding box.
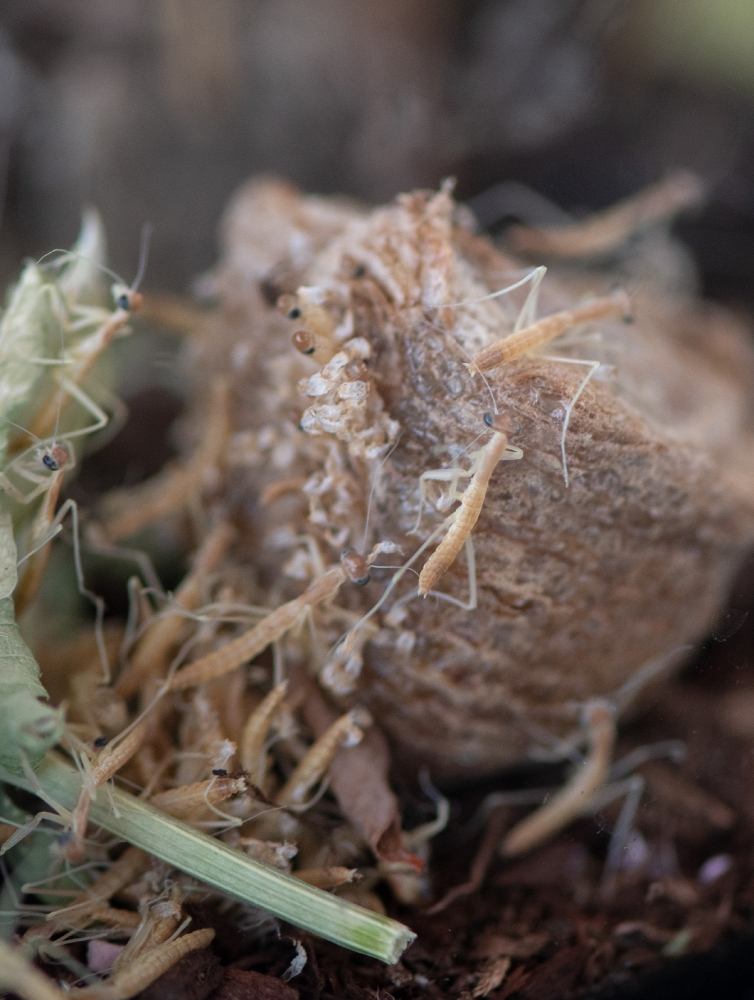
[0,264,64,465]
[0,514,64,774]
[0,833,55,941]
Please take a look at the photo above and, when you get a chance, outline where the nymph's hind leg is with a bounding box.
[540,355,600,487]
[589,773,645,895]
[513,260,547,331]
[15,499,108,680]
[500,699,616,858]
[13,475,67,618]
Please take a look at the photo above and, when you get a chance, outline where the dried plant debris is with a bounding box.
[5,177,754,999]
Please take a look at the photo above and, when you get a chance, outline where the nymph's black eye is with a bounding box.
[212,768,228,776]
[352,265,366,278]
[117,293,130,310]
[93,736,108,748]
[287,307,302,319]
[42,453,59,471]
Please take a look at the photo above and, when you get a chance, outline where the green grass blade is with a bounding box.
[0,752,415,964]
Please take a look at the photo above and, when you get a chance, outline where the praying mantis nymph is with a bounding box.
[0,211,151,627]
[462,290,632,487]
[0,210,131,514]
[144,541,392,695]
[278,289,339,366]
[0,209,139,469]
[416,412,522,598]
[0,513,64,775]
[464,291,632,377]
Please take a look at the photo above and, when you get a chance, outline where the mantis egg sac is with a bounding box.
[194,176,754,781]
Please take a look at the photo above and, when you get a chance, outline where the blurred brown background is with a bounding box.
[1,0,753,304]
